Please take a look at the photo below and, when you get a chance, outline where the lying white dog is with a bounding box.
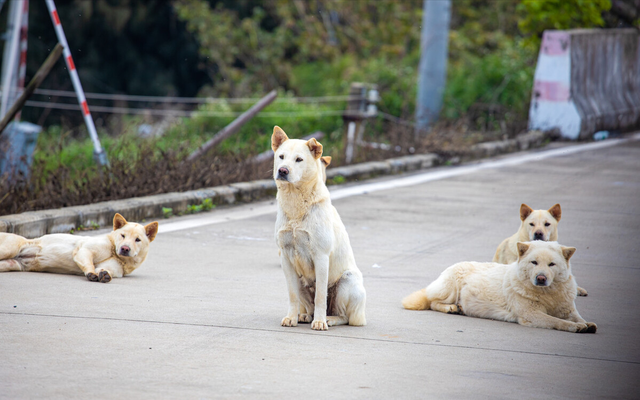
[403,241,596,333]
[271,126,366,331]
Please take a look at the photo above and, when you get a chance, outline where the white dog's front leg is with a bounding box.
[280,256,300,327]
[312,254,330,331]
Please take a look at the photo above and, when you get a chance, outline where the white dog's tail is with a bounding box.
[402,288,430,310]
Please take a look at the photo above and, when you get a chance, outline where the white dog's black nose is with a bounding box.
[535,274,547,286]
[534,231,544,240]
[278,167,289,179]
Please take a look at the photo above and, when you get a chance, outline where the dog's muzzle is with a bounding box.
[533,231,545,241]
[277,167,289,181]
[119,245,131,257]
[535,274,548,286]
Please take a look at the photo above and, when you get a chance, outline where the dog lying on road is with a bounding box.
[403,241,596,333]
[0,213,158,282]
[494,203,587,296]
[272,126,366,330]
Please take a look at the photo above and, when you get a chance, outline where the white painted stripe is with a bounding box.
[159,133,640,234]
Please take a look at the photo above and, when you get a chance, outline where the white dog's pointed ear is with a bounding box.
[113,213,127,231]
[306,138,323,159]
[271,126,289,151]
[548,203,561,221]
[321,156,331,167]
[561,246,576,262]
[520,204,534,221]
[516,242,530,258]
[145,221,159,242]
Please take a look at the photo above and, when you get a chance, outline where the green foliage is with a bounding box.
[174,0,422,98]
[69,221,100,234]
[186,198,215,214]
[328,175,346,185]
[518,0,612,47]
[162,207,174,219]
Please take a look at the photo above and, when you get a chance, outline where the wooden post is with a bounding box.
[0,43,63,135]
[185,90,278,164]
[342,83,366,164]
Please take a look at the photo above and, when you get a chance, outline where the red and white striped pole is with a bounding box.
[44,0,109,168]
[14,0,29,121]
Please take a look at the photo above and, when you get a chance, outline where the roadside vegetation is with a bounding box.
[2,0,628,215]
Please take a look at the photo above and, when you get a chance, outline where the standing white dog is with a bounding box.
[272,126,366,330]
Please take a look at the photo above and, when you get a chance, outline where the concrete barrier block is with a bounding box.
[529,29,640,139]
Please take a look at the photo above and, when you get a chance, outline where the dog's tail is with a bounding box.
[402,288,430,310]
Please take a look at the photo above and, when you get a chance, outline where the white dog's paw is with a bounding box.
[579,322,597,334]
[298,314,313,323]
[577,286,588,296]
[281,316,298,327]
[311,319,328,331]
[569,322,589,333]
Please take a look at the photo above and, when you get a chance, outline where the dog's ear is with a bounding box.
[306,138,323,159]
[271,126,289,152]
[144,221,159,242]
[113,213,127,231]
[548,203,561,221]
[516,242,530,258]
[520,204,534,221]
[561,246,576,262]
[321,156,332,167]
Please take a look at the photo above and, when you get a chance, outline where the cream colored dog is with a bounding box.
[494,203,587,296]
[272,126,366,331]
[0,213,158,282]
[403,241,596,333]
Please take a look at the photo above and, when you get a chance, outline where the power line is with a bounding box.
[24,100,347,118]
[29,88,357,104]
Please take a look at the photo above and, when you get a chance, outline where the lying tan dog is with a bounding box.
[494,203,587,296]
[272,126,366,331]
[0,213,158,282]
[403,241,596,333]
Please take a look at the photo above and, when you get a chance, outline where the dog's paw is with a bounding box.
[86,272,99,282]
[98,270,112,283]
[281,316,298,327]
[583,322,597,333]
[311,319,328,331]
[577,287,588,297]
[298,313,313,323]
[572,322,590,333]
[447,304,463,314]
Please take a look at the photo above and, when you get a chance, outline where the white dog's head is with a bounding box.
[271,126,324,186]
[519,203,561,242]
[111,213,158,259]
[516,241,575,289]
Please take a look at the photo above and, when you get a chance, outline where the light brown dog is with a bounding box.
[403,241,596,333]
[272,126,366,331]
[0,213,158,282]
[493,203,587,296]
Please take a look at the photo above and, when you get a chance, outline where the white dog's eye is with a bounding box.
[279,154,284,159]
[296,157,303,162]
[548,262,555,266]
[121,234,125,238]
[135,238,141,242]
[544,222,550,226]
[529,223,534,226]
[531,260,538,265]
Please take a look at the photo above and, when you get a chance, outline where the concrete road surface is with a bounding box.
[2,136,640,399]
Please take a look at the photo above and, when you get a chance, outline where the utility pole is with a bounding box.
[416,0,451,133]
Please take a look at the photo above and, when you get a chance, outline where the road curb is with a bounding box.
[0,131,552,238]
